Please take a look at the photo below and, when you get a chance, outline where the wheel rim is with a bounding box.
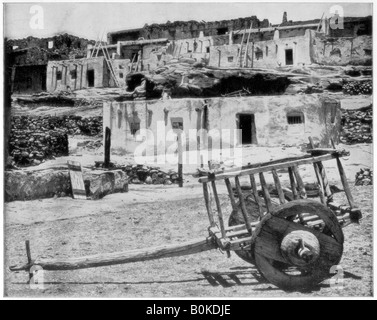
[251,199,344,291]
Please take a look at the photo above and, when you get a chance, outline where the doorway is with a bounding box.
[87,69,95,87]
[237,114,256,145]
[285,49,293,65]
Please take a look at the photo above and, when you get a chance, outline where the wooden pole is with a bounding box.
[249,174,264,218]
[10,238,217,272]
[178,132,183,187]
[104,127,111,168]
[203,183,216,227]
[234,176,253,233]
[243,21,253,67]
[330,139,356,208]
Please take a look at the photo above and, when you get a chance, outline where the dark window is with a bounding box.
[56,71,62,81]
[206,47,210,53]
[228,56,234,62]
[130,122,140,135]
[287,113,304,124]
[255,48,263,60]
[171,117,184,130]
[266,46,268,56]
[70,70,77,79]
[364,49,372,56]
[217,27,228,35]
[119,73,124,78]
[285,49,293,65]
[87,69,95,87]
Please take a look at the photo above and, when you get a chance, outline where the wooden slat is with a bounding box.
[198,153,337,183]
[234,176,253,233]
[224,178,237,211]
[288,167,299,200]
[308,138,327,205]
[259,172,273,213]
[308,137,332,200]
[331,139,356,208]
[211,181,227,240]
[202,183,216,227]
[67,160,87,200]
[292,165,307,199]
[271,169,286,204]
[249,174,264,218]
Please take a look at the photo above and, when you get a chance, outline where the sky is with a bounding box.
[3,1,373,40]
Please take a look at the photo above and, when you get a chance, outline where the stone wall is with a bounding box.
[340,105,372,144]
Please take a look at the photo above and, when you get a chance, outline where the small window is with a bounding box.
[70,70,77,79]
[119,65,124,69]
[266,46,268,57]
[255,48,263,60]
[228,56,234,62]
[56,71,62,81]
[171,117,183,130]
[130,122,140,135]
[119,73,124,79]
[217,27,228,35]
[287,113,304,124]
[206,47,210,53]
[364,49,372,56]
[276,44,278,54]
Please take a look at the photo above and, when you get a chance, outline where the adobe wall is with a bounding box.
[46,57,108,92]
[311,32,372,65]
[209,29,312,68]
[103,95,340,154]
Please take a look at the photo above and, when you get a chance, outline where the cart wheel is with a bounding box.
[251,199,344,291]
[228,197,270,265]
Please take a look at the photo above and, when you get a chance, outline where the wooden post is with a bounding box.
[178,132,183,187]
[243,21,253,67]
[331,139,356,208]
[251,42,254,68]
[25,240,32,281]
[202,183,216,227]
[104,127,111,168]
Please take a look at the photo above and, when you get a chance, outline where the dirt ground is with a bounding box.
[4,164,373,298]
[4,102,374,297]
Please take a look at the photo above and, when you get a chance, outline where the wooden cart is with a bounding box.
[9,138,362,291]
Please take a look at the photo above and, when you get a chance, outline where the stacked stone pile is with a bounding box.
[94,162,181,185]
[340,105,372,144]
[355,168,373,186]
[343,80,372,95]
[9,116,69,166]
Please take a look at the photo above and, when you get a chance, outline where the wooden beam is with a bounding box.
[288,167,299,200]
[198,153,338,183]
[292,165,307,199]
[10,237,217,272]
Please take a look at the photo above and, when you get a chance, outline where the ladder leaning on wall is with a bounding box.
[90,38,121,88]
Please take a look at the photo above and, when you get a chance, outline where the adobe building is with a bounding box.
[103,95,341,154]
